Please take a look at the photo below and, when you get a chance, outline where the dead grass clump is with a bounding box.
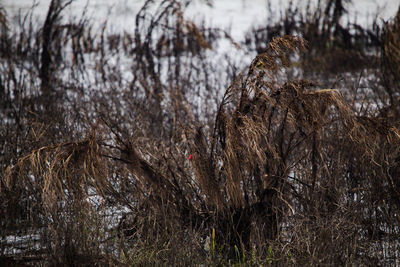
[205,34,400,263]
[2,132,115,264]
[4,132,109,204]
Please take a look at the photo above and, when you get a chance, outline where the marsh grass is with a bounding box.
[1,0,400,265]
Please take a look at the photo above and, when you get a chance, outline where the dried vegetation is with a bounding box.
[1,0,400,265]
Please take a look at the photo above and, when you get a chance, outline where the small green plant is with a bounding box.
[251,245,257,265]
[212,228,216,257]
[234,245,241,265]
[267,245,273,265]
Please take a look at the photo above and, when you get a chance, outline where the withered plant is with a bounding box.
[1,0,400,265]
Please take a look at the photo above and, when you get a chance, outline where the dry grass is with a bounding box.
[1,0,400,265]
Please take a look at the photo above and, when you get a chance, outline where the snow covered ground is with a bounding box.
[3,0,398,81]
[3,0,400,42]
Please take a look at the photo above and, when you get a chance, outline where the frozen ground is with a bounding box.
[2,0,400,42]
[3,0,398,79]
[2,0,399,70]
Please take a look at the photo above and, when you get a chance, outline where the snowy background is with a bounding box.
[3,0,400,41]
